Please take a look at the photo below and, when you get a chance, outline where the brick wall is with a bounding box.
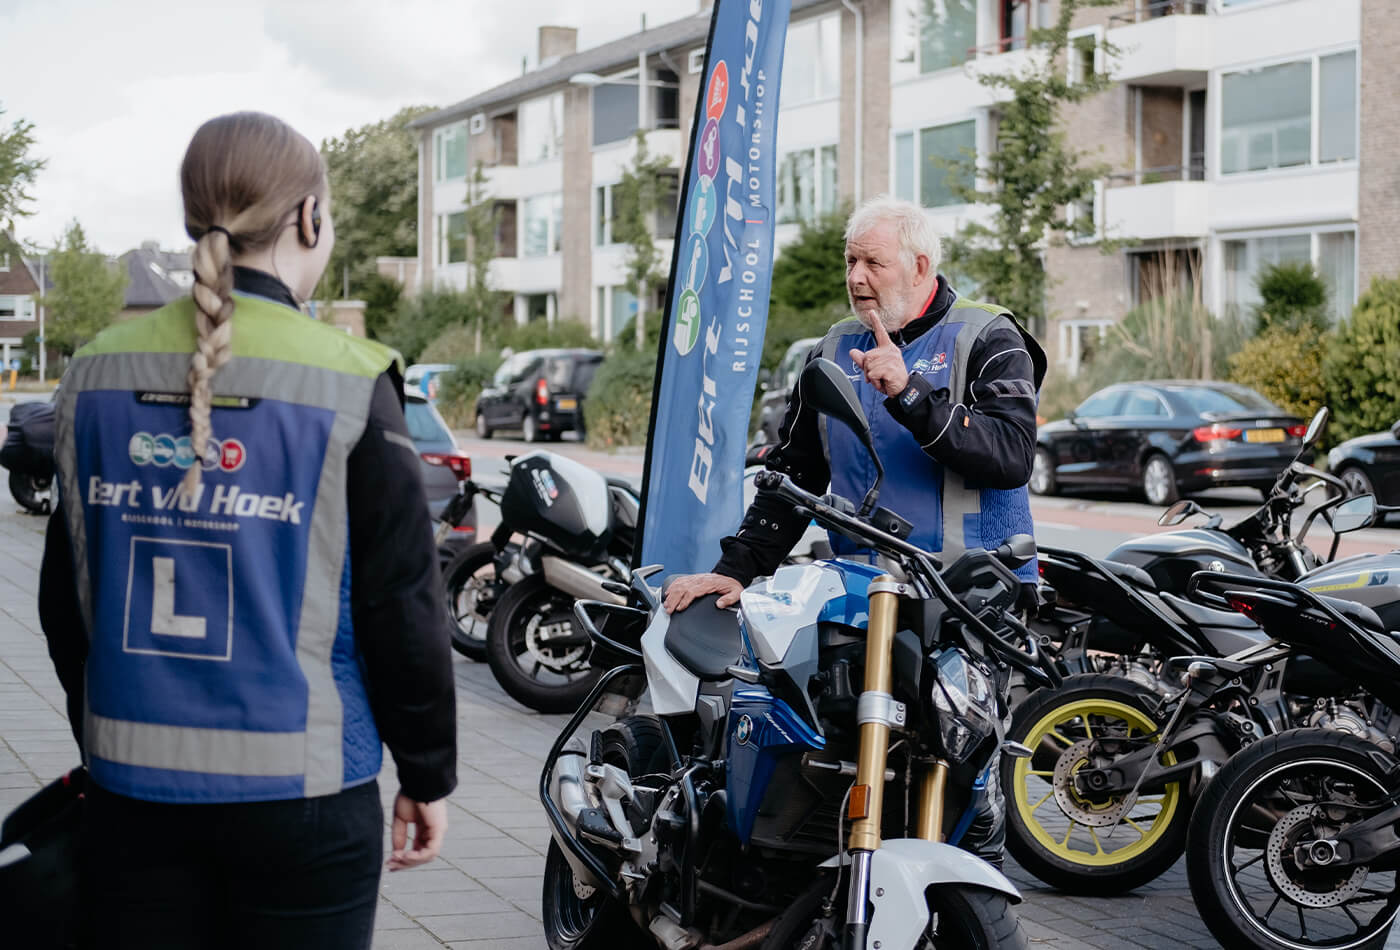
[1358,0,1400,291]
[560,85,593,324]
[418,130,434,290]
[860,0,892,200]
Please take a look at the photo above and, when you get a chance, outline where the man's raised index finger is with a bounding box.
[868,319,894,349]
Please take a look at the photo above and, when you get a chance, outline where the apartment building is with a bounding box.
[413,0,1390,373]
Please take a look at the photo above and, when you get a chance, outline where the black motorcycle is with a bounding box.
[480,451,638,714]
[1184,539,1400,950]
[1,400,55,515]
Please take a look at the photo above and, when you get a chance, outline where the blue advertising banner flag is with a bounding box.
[634,0,792,575]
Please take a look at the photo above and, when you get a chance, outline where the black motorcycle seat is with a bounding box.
[1103,560,1155,590]
[1318,594,1387,634]
[663,592,746,681]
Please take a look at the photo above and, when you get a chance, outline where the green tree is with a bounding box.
[1253,260,1329,333]
[942,0,1118,337]
[317,105,435,302]
[0,104,44,225]
[613,131,674,351]
[1323,275,1400,444]
[768,206,851,312]
[43,222,127,356]
[462,162,509,353]
[382,287,470,363]
[1228,325,1329,422]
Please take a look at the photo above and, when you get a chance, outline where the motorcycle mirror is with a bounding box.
[994,534,1038,569]
[1157,499,1200,526]
[1329,493,1377,534]
[799,358,885,514]
[1302,407,1329,449]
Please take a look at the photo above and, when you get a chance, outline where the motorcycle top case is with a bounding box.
[1,402,55,478]
[499,450,614,564]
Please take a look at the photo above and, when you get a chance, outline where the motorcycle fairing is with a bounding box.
[741,559,886,665]
[641,611,703,715]
[865,839,1021,949]
[724,686,825,842]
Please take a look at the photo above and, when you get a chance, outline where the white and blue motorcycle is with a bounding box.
[538,358,1061,950]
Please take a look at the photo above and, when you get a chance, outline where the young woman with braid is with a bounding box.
[37,112,456,949]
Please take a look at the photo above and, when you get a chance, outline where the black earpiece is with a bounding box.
[299,197,321,249]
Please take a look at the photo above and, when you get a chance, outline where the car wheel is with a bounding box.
[475,411,491,439]
[1142,454,1179,506]
[523,413,540,443]
[1030,448,1057,496]
[1339,465,1375,499]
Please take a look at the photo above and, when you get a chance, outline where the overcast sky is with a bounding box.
[1,0,700,255]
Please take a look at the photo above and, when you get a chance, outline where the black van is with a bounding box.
[474,348,604,442]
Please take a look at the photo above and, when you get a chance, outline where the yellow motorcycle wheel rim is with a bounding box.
[1012,697,1180,867]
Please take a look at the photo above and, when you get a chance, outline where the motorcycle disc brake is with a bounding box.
[1052,740,1135,827]
[1265,806,1368,908]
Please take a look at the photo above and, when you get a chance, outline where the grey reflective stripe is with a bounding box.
[816,319,865,469]
[940,302,1013,562]
[88,714,305,776]
[297,375,374,795]
[54,379,93,638]
[383,429,416,453]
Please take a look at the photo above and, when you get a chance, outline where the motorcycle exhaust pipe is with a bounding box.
[550,737,592,833]
[542,555,626,606]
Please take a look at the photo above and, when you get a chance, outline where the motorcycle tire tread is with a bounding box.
[442,541,499,662]
[1185,727,1399,950]
[1002,673,1191,895]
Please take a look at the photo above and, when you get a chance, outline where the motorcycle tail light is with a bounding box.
[536,378,550,405]
[1193,424,1243,442]
[421,452,472,481]
[1287,424,1307,438]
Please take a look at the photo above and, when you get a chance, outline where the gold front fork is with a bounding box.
[916,760,950,841]
[847,576,900,852]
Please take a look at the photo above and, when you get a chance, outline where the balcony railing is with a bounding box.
[1106,158,1206,186]
[1109,0,1208,27]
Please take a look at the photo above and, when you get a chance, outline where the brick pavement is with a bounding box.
[2,503,1399,949]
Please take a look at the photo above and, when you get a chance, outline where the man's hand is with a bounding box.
[387,793,448,871]
[848,319,909,397]
[662,573,744,613]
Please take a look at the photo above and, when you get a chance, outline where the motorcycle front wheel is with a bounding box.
[442,542,501,661]
[763,872,1027,949]
[1002,673,1191,894]
[9,471,51,515]
[1186,728,1400,950]
[485,575,601,714]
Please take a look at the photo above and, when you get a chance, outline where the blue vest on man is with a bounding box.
[54,294,400,804]
[818,296,1039,582]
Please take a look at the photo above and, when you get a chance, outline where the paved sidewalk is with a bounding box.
[2,503,1398,949]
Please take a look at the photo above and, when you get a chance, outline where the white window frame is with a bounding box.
[433,121,468,183]
[1057,319,1115,378]
[688,48,705,74]
[520,193,563,258]
[781,13,842,107]
[776,143,840,225]
[0,294,34,322]
[435,212,468,268]
[0,253,8,272]
[469,113,486,135]
[519,93,565,165]
[1218,223,1358,322]
[1217,46,1358,179]
[1066,25,1105,87]
[891,113,981,210]
[595,183,620,247]
[1066,180,1105,244]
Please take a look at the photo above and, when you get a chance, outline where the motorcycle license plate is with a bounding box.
[1246,428,1284,443]
[556,398,577,411]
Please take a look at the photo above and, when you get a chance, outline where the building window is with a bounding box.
[437,212,467,266]
[1220,51,1356,175]
[1057,319,1115,378]
[894,119,976,209]
[0,297,16,319]
[1223,228,1356,324]
[688,48,705,74]
[777,145,839,225]
[1066,181,1103,244]
[522,194,563,257]
[469,113,486,135]
[519,93,564,164]
[781,15,840,106]
[0,253,8,272]
[523,293,552,323]
[611,287,637,340]
[593,81,638,148]
[893,0,977,76]
[434,123,468,182]
[1067,27,1103,86]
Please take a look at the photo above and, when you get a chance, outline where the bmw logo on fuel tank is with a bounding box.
[735,715,753,746]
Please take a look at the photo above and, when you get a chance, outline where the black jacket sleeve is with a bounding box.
[39,507,87,751]
[883,323,1039,489]
[348,371,458,803]
[714,345,831,586]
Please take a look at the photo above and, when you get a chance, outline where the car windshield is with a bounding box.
[403,400,454,445]
[1169,386,1277,416]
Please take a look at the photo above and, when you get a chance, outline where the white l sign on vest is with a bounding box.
[150,556,207,639]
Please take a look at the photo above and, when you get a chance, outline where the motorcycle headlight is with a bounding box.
[930,648,997,763]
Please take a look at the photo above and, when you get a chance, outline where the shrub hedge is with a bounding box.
[1323,275,1400,444]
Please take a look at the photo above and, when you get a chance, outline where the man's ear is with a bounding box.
[912,252,932,285]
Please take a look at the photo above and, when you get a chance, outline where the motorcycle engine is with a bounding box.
[1308,700,1397,754]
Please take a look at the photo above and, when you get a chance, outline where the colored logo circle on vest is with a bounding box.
[151,434,176,467]
[219,438,246,473]
[200,438,222,471]
[674,290,702,357]
[129,432,155,465]
[172,436,197,469]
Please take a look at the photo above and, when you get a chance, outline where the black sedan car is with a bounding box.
[1328,418,1400,506]
[1032,381,1307,505]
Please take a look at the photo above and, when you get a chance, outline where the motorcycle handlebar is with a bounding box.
[756,471,1054,688]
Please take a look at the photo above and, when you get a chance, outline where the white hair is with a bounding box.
[843,195,943,275]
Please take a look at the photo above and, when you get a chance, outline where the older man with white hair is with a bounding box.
[662,195,1046,865]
